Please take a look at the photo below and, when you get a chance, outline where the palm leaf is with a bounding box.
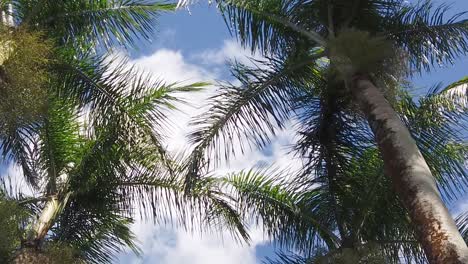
[220,169,341,252]
[53,203,140,264]
[38,97,82,194]
[186,54,322,188]
[16,0,175,49]
[55,54,205,174]
[456,210,468,243]
[386,1,468,71]
[396,79,468,199]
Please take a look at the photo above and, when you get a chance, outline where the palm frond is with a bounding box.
[118,171,251,243]
[186,55,321,186]
[342,148,425,263]
[455,210,468,243]
[53,200,141,263]
[0,126,40,188]
[220,169,340,252]
[17,0,175,49]
[39,97,82,194]
[263,251,312,264]
[396,81,468,199]
[386,0,468,72]
[437,76,468,110]
[55,54,205,173]
[217,0,327,55]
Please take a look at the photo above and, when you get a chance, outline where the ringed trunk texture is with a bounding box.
[351,75,468,263]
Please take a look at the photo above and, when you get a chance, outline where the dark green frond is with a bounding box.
[17,0,175,49]
[0,127,39,187]
[39,97,82,194]
[186,55,321,185]
[342,148,425,263]
[386,1,468,72]
[215,0,325,55]
[118,172,251,243]
[53,201,140,264]
[220,170,340,252]
[263,251,312,264]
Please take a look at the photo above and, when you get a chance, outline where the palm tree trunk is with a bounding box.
[34,195,62,240]
[13,193,69,263]
[351,75,468,263]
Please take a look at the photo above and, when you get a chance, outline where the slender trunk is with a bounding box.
[1,3,13,27]
[34,195,61,240]
[351,75,468,263]
[13,193,69,263]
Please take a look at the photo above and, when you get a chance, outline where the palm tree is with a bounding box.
[177,0,468,262]
[0,53,254,263]
[0,1,252,262]
[0,0,176,181]
[194,77,467,263]
[0,78,252,263]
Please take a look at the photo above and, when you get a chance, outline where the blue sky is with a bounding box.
[1,1,466,263]
[112,1,468,263]
[410,0,468,87]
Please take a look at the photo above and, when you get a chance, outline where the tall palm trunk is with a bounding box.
[350,75,468,263]
[34,195,64,240]
[13,194,69,264]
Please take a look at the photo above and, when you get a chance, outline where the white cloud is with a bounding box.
[452,195,468,216]
[117,43,299,263]
[122,222,267,264]
[0,162,36,197]
[132,49,215,83]
[192,39,262,67]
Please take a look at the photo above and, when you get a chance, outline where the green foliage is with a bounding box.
[182,1,466,262]
[16,0,176,49]
[40,97,82,194]
[395,79,468,198]
[53,204,140,263]
[42,242,84,264]
[385,0,468,72]
[0,194,28,263]
[186,53,323,185]
[0,29,51,132]
[0,2,214,262]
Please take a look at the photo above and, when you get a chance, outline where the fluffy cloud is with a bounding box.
[191,39,261,67]
[116,42,299,263]
[452,195,468,216]
[121,222,266,264]
[0,162,36,197]
[130,48,217,152]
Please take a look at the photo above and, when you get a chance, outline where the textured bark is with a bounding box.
[34,195,61,240]
[351,75,468,263]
